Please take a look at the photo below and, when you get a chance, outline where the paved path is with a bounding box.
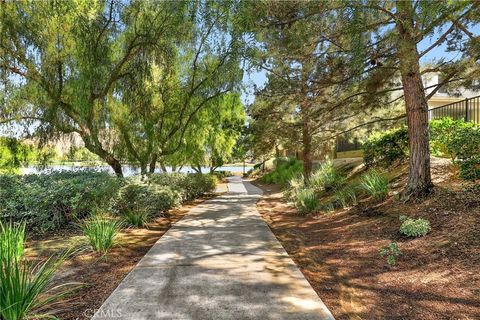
[92,177,334,320]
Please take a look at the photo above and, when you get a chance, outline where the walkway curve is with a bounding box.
[92,177,334,320]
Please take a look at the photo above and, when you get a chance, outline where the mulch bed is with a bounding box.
[252,162,480,319]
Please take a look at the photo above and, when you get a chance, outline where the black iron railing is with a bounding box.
[428,95,480,123]
[336,95,480,153]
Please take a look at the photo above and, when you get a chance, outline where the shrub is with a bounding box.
[399,215,431,237]
[113,180,182,216]
[310,160,345,192]
[360,169,389,201]
[0,224,80,320]
[261,158,303,185]
[446,124,480,180]
[123,210,150,228]
[284,174,305,201]
[459,158,480,180]
[148,173,216,201]
[429,117,476,160]
[363,127,409,167]
[334,185,358,208]
[0,221,25,263]
[211,170,233,180]
[379,242,402,266]
[0,171,122,232]
[80,215,122,253]
[294,187,319,215]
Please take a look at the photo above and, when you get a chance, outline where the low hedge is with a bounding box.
[0,170,121,232]
[0,171,217,232]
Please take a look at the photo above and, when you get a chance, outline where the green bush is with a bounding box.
[0,171,122,232]
[113,180,182,216]
[310,160,345,192]
[429,118,475,160]
[360,169,389,201]
[399,215,431,237]
[294,187,319,215]
[446,124,480,180]
[148,173,216,201]
[261,158,303,185]
[363,127,409,167]
[123,210,150,228]
[0,223,80,320]
[379,242,402,266]
[459,158,480,180]
[80,215,122,253]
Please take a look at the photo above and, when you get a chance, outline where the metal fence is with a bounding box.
[428,95,480,123]
[336,95,480,153]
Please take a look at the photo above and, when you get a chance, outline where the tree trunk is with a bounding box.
[105,154,123,177]
[159,160,167,172]
[397,0,433,200]
[140,162,148,175]
[82,137,123,177]
[302,120,313,180]
[149,154,157,173]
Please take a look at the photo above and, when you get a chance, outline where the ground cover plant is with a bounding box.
[399,215,431,238]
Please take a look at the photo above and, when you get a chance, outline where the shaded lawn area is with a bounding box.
[253,160,480,319]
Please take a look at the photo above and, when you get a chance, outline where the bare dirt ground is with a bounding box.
[253,159,480,320]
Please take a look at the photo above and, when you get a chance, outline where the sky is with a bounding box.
[241,23,480,106]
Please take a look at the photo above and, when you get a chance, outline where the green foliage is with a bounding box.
[284,174,305,201]
[334,185,358,208]
[310,160,345,192]
[429,118,475,160]
[363,127,409,167]
[459,158,480,181]
[123,210,150,228]
[80,215,122,253]
[0,171,122,232]
[149,173,216,201]
[0,138,33,173]
[399,215,431,237]
[113,181,182,216]
[261,158,303,185]
[210,170,233,180]
[0,224,80,320]
[360,170,389,201]
[379,242,402,267]
[0,221,25,264]
[294,187,319,215]
[446,124,480,180]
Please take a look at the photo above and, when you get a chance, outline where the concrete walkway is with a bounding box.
[92,177,334,320]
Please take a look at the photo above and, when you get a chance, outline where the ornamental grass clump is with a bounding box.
[294,187,319,215]
[123,210,150,228]
[80,215,122,253]
[0,221,81,320]
[360,169,389,201]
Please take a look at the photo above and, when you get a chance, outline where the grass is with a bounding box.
[310,160,345,192]
[294,187,319,214]
[123,210,150,228]
[0,222,82,320]
[360,169,389,201]
[0,221,25,263]
[80,215,122,253]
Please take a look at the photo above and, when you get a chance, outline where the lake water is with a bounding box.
[21,164,252,176]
